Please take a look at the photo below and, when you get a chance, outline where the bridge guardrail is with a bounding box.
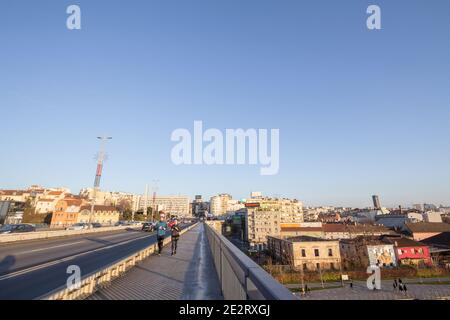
[39,223,199,300]
[204,222,297,300]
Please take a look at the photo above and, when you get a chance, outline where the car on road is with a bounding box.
[141,222,155,232]
[0,224,36,234]
[91,223,102,228]
[66,223,90,231]
[115,221,131,226]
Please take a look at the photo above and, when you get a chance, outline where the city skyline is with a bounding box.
[1,182,448,209]
[1,0,450,208]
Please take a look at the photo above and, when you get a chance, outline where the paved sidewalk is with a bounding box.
[295,281,450,300]
[88,224,223,300]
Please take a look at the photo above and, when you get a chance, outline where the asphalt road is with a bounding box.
[0,225,187,300]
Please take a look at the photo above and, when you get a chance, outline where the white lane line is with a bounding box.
[15,241,86,255]
[0,233,156,281]
[98,232,151,240]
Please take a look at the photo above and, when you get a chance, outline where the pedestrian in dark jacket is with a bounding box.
[171,219,181,255]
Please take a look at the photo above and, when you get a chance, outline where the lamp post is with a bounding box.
[88,136,112,228]
[151,179,159,221]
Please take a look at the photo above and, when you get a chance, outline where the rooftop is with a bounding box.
[0,190,26,196]
[406,222,450,233]
[383,236,427,248]
[286,236,337,243]
[421,232,450,249]
[280,223,391,234]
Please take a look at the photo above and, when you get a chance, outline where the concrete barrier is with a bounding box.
[39,223,199,300]
[0,225,141,243]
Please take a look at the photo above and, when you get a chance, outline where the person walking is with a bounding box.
[403,284,408,296]
[154,213,168,256]
[171,219,181,255]
[393,279,398,291]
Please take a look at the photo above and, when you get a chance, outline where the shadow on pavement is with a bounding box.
[0,255,16,276]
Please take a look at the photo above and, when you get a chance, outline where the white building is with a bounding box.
[245,194,304,248]
[226,199,245,214]
[423,211,442,223]
[35,199,57,214]
[210,194,232,216]
[137,195,191,217]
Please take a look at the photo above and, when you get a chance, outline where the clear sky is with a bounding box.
[1,0,449,208]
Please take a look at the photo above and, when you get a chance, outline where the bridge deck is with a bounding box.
[88,223,223,300]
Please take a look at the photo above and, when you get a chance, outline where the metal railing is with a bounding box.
[39,223,199,300]
[204,222,298,300]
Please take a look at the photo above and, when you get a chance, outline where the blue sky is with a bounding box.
[1,0,449,207]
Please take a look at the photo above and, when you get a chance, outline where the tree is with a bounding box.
[117,199,132,213]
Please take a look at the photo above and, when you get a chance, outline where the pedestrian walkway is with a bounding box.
[88,223,223,300]
[295,280,450,300]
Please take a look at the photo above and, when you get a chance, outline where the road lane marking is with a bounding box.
[16,241,86,255]
[98,232,151,240]
[0,233,156,281]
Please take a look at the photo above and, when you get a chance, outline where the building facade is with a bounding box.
[77,205,120,225]
[384,237,432,267]
[340,237,397,269]
[137,195,190,217]
[210,194,232,216]
[267,236,341,271]
[50,199,84,228]
[245,196,304,249]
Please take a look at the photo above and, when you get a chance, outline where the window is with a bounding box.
[316,263,320,270]
[330,263,335,270]
[301,249,306,257]
[314,249,320,257]
[328,248,333,257]
[303,263,307,271]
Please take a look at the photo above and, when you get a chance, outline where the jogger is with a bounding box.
[171,219,181,255]
[154,213,168,256]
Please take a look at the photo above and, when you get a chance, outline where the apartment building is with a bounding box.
[246,210,282,249]
[246,197,303,223]
[50,199,85,227]
[267,236,341,271]
[244,195,304,249]
[0,190,28,202]
[137,195,190,217]
[210,194,232,216]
